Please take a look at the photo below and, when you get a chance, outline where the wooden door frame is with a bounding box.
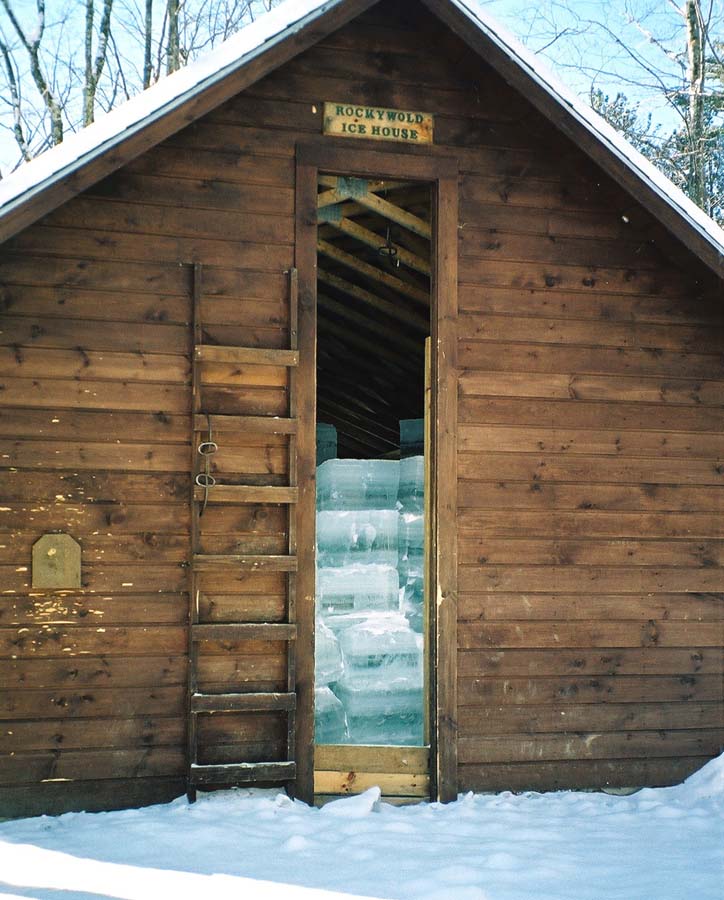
[294,140,458,804]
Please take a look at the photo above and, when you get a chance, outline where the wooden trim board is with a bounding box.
[294,154,319,805]
[315,745,430,798]
[431,170,459,803]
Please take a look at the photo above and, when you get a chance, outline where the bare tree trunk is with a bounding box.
[166,0,180,74]
[82,0,114,126]
[83,0,94,125]
[143,0,153,88]
[685,0,706,208]
[0,37,31,163]
[0,0,63,144]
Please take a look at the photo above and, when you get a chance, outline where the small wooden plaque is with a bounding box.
[32,533,81,589]
[323,102,433,144]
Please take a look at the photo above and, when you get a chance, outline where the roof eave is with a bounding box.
[422,0,724,281]
[0,0,376,244]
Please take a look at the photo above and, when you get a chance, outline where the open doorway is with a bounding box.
[312,172,432,787]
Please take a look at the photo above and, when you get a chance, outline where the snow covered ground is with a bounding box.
[0,755,722,900]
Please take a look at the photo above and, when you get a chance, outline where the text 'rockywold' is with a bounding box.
[323,102,434,144]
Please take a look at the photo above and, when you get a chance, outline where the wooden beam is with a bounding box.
[318,310,419,376]
[317,393,400,443]
[317,409,387,450]
[318,341,422,397]
[318,176,431,239]
[318,175,408,202]
[354,190,431,239]
[318,341,403,384]
[317,373,387,415]
[318,239,429,307]
[317,401,398,452]
[320,212,431,275]
[325,189,432,224]
[388,227,431,261]
[318,292,423,355]
[318,268,428,333]
[317,355,397,410]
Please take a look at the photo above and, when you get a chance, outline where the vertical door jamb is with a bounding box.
[432,171,459,803]
[294,156,318,805]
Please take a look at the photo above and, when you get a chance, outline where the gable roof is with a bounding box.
[0,0,722,278]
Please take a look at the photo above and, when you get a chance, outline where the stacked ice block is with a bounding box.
[398,456,425,634]
[316,423,338,466]
[315,451,425,746]
[314,618,347,743]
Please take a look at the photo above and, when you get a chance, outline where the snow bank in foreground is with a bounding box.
[671,749,724,802]
[0,755,722,900]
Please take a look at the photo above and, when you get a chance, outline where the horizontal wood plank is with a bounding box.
[458,702,723,735]
[457,647,724,677]
[457,729,724,764]
[457,757,711,792]
[457,620,723,649]
[458,674,723,705]
[314,771,429,797]
[1,686,185,719]
[315,745,429,773]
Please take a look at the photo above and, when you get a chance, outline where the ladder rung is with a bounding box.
[191,691,297,713]
[194,485,298,504]
[194,414,297,434]
[195,345,298,366]
[192,623,296,642]
[192,554,297,572]
[189,761,296,785]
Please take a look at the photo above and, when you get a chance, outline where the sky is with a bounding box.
[485,0,722,127]
[0,0,720,174]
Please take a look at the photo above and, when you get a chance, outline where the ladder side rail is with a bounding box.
[187,262,204,802]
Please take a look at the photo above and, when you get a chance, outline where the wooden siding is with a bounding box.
[0,0,722,813]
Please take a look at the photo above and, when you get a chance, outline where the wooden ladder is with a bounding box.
[187,264,299,798]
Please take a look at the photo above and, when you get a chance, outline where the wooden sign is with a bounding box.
[32,533,81,589]
[323,102,433,145]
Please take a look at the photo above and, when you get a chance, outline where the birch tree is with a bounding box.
[0,0,279,175]
[488,0,724,222]
[83,0,114,125]
[0,0,64,146]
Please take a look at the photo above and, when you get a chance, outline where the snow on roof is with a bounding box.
[456,0,724,266]
[0,0,342,216]
[0,0,723,272]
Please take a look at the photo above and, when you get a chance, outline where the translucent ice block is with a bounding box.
[316,509,399,567]
[399,419,424,458]
[337,612,421,670]
[315,686,348,744]
[316,564,400,616]
[399,549,424,582]
[334,668,423,718]
[401,575,424,634]
[316,423,337,466]
[397,456,424,511]
[315,617,344,686]
[346,713,423,746]
[399,512,424,552]
[316,459,400,510]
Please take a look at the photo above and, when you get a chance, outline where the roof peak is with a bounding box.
[0,0,721,276]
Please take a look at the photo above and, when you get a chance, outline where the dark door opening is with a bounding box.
[312,173,432,765]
